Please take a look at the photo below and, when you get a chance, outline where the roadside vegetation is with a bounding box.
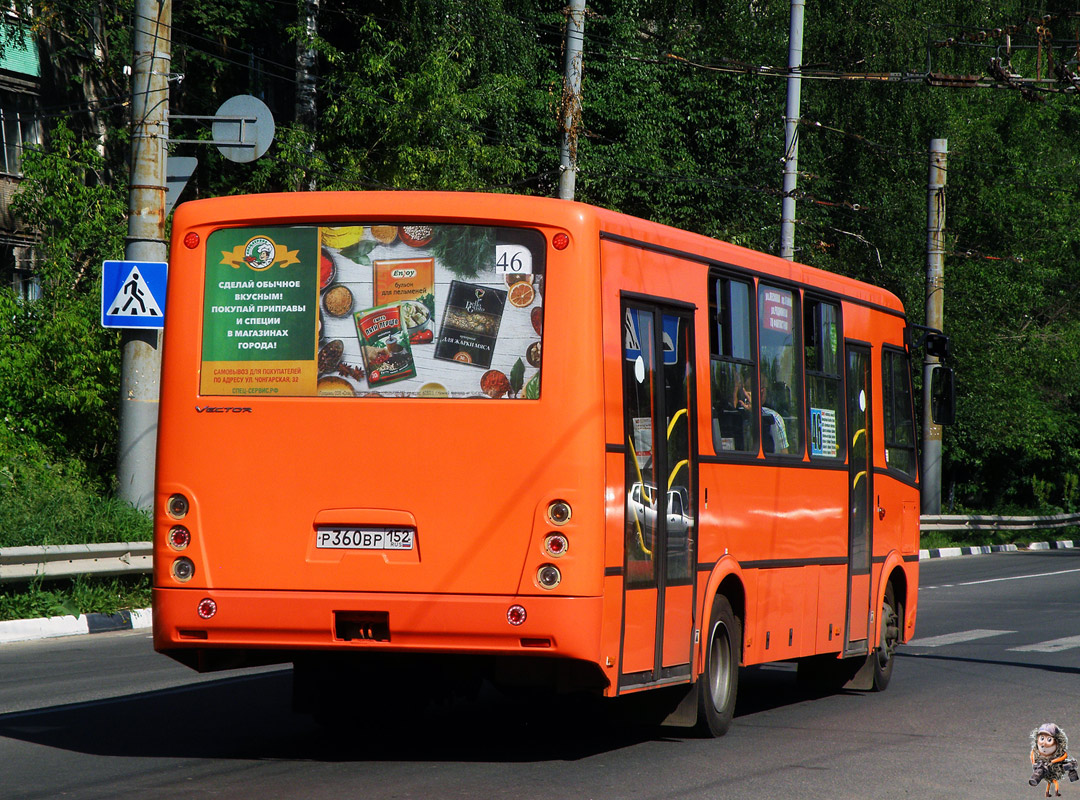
[2,1,1080,620]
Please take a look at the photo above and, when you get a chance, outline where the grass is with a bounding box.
[0,426,153,621]
[0,575,151,622]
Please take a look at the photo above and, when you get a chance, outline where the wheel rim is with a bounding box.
[877,599,899,669]
[708,622,732,712]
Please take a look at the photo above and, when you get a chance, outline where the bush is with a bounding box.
[0,423,150,548]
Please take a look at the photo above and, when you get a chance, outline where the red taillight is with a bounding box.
[507,605,527,626]
[168,525,190,550]
[544,533,568,557]
[197,598,217,619]
[552,232,570,250]
[183,232,200,249]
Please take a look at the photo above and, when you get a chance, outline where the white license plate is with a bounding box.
[316,527,415,550]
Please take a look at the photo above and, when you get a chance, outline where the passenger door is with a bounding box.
[844,343,873,655]
[620,301,698,689]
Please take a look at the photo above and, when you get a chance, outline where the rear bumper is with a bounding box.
[153,588,604,663]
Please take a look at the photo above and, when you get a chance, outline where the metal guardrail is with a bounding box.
[920,512,1080,533]
[2,515,1079,582]
[0,542,152,583]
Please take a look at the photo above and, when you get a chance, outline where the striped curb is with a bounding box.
[919,541,1080,560]
[0,607,152,645]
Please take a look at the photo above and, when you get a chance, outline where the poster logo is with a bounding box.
[220,235,301,271]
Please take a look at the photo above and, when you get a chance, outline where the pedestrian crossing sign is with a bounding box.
[101,260,168,329]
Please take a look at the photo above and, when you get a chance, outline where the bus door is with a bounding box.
[844,343,873,655]
[620,301,697,689]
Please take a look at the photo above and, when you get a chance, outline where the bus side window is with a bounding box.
[758,284,803,456]
[804,299,845,460]
[882,347,918,477]
[709,275,758,455]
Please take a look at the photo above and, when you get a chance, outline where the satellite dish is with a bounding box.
[212,95,275,163]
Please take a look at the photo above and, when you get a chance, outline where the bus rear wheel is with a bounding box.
[872,583,900,692]
[694,595,740,737]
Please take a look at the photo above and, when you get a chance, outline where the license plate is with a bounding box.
[316,527,415,550]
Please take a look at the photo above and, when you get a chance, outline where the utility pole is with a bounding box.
[118,0,171,510]
[779,0,805,260]
[295,0,319,191]
[558,0,586,201]
[921,138,947,515]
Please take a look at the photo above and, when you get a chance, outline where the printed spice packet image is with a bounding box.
[373,258,436,344]
[434,280,507,369]
[354,303,417,387]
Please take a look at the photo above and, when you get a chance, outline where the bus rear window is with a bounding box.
[200,224,546,399]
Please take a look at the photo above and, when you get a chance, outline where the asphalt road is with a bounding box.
[1,550,1078,800]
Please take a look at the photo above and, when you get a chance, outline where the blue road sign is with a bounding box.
[101,260,167,329]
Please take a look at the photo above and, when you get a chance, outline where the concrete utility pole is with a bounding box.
[921,138,947,515]
[295,0,319,191]
[557,0,586,201]
[118,0,171,510]
[779,0,805,261]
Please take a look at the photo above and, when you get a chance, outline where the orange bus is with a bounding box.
[154,191,942,735]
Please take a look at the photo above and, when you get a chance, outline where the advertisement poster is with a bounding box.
[761,287,793,334]
[201,224,545,399]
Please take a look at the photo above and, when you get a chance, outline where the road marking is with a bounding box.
[921,566,1080,591]
[1008,636,1080,653]
[907,629,1014,647]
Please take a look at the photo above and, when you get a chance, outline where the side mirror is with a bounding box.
[924,332,950,360]
[930,366,955,426]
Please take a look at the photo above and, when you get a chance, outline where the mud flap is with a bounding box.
[843,651,875,691]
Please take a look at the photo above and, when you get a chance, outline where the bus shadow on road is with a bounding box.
[0,662,844,762]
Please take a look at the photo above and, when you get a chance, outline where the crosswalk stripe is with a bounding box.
[1008,636,1080,653]
[907,629,1014,647]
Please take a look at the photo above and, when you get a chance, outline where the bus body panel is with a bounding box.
[156,191,921,710]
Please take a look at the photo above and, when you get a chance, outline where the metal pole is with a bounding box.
[118,0,171,510]
[558,0,586,201]
[779,0,805,260]
[921,138,947,515]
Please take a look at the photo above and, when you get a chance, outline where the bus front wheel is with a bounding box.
[694,594,740,737]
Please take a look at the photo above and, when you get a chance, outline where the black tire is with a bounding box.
[872,583,901,692]
[694,595,740,737]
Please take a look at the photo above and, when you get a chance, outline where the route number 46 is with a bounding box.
[495,244,532,275]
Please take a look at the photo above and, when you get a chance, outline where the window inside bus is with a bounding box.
[882,347,918,477]
[757,285,802,456]
[200,224,546,399]
[709,275,757,454]
[804,298,844,460]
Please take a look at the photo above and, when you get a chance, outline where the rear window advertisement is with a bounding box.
[201,224,545,399]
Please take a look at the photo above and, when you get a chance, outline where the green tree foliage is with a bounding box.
[1,121,126,476]
[7,0,1080,515]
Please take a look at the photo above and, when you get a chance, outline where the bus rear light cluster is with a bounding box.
[197,598,217,619]
[507,605,527,626]
[543,533,568,557]
[172,557,195,582]
[537,564,562,589]
[168,525,191,550]
[167,493,190,519]
[547,500,572,526]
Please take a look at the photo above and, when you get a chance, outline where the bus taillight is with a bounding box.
[537,564,562,589]
[167,494,189,519]
[547,500,572,525]
[183,232,200,249]
[552,232,569,250]
[544,533,568,557]
[197,598,217,619]
[168,525,191,550]
[507,605,527,626]
[172,557,195,582]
